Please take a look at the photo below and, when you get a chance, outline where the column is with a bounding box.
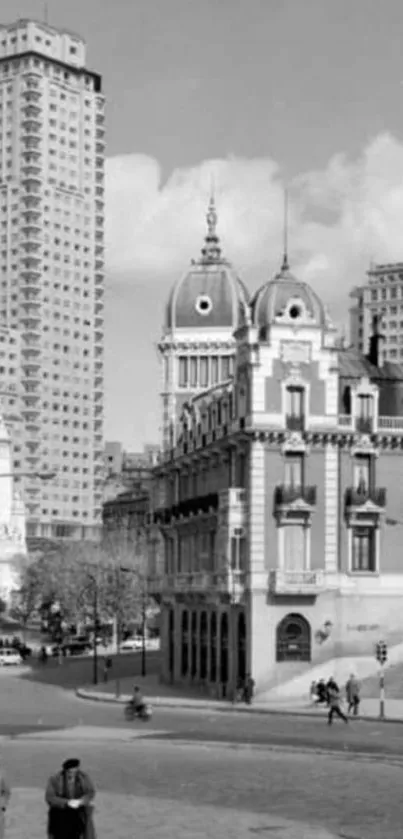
[324,443,338,573]
[248,437,269,688]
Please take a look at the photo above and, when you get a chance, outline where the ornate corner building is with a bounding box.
[150,201,403,699]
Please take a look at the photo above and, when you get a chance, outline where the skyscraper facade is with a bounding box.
[350,262,403,362]
[0,19,104,540]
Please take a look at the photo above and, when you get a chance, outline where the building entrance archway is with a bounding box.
[200,611,208,680]
[276,613,311,662]
[168,609,174,681]
[181,611,189,676]
[237,612,246,683]
[220,613,229,685]
[210,612,217,683]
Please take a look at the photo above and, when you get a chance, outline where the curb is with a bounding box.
[75,687,403,724]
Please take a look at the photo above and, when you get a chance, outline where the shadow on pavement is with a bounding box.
[17,651,160,691]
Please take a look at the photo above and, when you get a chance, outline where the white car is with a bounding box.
[0,648,22,666]
[120,638,142,651]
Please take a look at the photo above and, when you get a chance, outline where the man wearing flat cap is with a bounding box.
[45,758,96,839]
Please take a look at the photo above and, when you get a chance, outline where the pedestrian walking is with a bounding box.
[345,673,360,716]
[315,679,328,705]
[327,682,348,725]
[45,757,96,839]
[243,673,255,705]
[0,762,11,839]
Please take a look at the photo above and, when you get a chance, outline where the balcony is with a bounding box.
[345,487,386,510]
[154,492,219,525]
[286,414,305,431]
[355,416,373,434]
[274,485,317,507]
[212,569,246,602]
[269,569,324,596]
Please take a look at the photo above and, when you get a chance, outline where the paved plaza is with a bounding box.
[5,786,338,839]
[0,736,401,839]
[0,670,400,837]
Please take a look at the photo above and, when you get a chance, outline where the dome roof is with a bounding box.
[165,198,250,332]
[252,255,328,333]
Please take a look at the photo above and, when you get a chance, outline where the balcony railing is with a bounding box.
[286,414,305,431]
[274,485,317,506]
[154,492,219,525]
[269,569,324,595]
[345,487,386,508]
[355,416,373,434]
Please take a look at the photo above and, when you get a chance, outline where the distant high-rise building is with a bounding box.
[0,19,105,540]
[350,262,403,363]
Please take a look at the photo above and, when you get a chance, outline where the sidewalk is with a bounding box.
[76,674,403,723]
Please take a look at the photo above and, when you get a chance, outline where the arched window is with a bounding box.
[276,613,311,662]
[181,611,189,677]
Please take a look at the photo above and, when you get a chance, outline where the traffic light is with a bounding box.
[375,640,388,665]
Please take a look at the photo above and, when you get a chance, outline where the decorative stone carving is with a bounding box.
[281,432,309,455]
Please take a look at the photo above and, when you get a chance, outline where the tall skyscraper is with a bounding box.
[350,262,403,363]
[0,19,104,541]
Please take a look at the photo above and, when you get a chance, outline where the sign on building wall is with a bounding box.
[280,342,311,365]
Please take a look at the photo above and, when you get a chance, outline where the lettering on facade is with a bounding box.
[346,624,381,632]
[280,341,311,365]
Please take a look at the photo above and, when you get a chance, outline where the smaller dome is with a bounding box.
[252,255,328,333]
[165,198,250,332]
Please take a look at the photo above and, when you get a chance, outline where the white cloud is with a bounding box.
[105,133,403,316]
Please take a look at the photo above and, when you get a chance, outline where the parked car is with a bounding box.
[61,636,92,656]
[11,639,32,660]
[0,648,22,666]
[120,637,142,651]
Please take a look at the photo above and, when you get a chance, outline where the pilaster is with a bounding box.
[324,443,338,572]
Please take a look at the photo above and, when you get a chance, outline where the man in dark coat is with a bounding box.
[45,758,96,839]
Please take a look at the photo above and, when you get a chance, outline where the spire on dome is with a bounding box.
[200,193,222,264]
[280,187,290,274]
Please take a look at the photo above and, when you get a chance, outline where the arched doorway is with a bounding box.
[200,611,208,680]
[237,612,246,683]
[210,612,217,683]
[191,611,198,679]
[168,609,175,682]
[276,613,311,662]
[220,613,229,686]
[181,611,189,677]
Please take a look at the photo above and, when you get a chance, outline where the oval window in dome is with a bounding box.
[195,294,213,316]
[289,303,302,320]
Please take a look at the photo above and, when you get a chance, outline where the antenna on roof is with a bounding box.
[281,186,290,272]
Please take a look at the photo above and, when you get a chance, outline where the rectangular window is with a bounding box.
[221,356,230,380]
[211,356,219,384]
[284,525,306,571]
[351,528,376,573]
[189,357,197,387]
[286,386,304,417]
[357,395,373,418]
[178,356,188,388]
[199,356,208,388]
[284,454,303,487]
[353,455,371,492]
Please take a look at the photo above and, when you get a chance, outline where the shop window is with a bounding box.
[351,527,376,573]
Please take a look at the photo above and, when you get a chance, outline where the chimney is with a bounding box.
[367,314,384,367]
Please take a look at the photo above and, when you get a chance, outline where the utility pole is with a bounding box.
[93,583,98,686]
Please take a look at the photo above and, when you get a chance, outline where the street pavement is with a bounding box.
[0,670,402,761]
[78,672,403,724]
[1,734,402,838]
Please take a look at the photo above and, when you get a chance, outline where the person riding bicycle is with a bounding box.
[131,685,146,715]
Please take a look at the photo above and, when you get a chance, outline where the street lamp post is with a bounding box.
[92,581,99,686]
